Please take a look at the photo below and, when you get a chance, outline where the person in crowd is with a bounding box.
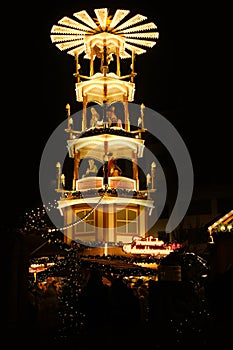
[133,279,149,325]
[78,268,111,333]
[108,275,141,331]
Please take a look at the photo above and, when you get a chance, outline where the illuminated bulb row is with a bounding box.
[51,8,159,57]
[219,223,233,232]
[208,209,233,233]
[48,190,107,232]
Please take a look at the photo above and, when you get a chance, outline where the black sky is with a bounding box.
[3,0,232,227]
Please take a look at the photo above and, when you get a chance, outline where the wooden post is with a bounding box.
[90,47,94,76]
[132,151,139,191]
[123,96,130,132]
[131,50,135,82]
[56,162,61,190]
[82,96,87,131]
[75,53,80,83]
[151,161,156,190]
[103,141,109,186]
[66,103,73,139]
[116,46,120,76]
[140,103,145,129]
[73,151,80,190]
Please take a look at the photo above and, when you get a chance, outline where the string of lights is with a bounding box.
[22,186,108,235]
[49,188,108,232]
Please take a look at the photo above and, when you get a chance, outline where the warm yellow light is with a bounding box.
[151,161,156,169]
[51,8,159,58]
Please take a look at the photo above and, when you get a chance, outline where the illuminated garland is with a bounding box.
[22,187,108,237]
[49,187,107,232]
[208,209,233,235]
[214,222,233,233]
[22,200,59,232]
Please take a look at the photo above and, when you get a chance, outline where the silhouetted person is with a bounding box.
[133,278,149,324]
[108,276,140,331]
[37,280,60,341]
[78,268,110,333]
[206,263,233,321]
[205,264,233,346]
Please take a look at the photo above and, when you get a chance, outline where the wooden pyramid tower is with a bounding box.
[50,8,159,247]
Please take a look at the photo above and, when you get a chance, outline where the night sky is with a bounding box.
[3,0,232,227]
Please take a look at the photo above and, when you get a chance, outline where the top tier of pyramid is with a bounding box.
[51,8,159,114]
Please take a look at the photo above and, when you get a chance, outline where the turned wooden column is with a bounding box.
[73,151,80,190]
[123,96,130,131]
[90,47,94,76]
[116,46,121,76]
[103,141,109,186]
[151,161,156,190]
[132,150,139,191]
[82,96,87,131]
[74,53,80,83]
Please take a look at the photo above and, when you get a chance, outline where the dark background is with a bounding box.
[2,0,231,228]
